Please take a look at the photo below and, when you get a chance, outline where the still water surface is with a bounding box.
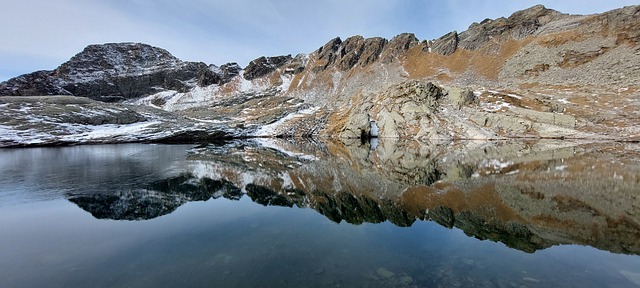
[1,140,639,287]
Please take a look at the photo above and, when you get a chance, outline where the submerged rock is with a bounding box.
[376,267,395,279]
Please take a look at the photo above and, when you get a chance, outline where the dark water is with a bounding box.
[1,140,640,288]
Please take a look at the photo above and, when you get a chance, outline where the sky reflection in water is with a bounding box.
[1,140,640,288]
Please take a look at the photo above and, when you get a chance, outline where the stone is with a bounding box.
[376,267,395,279]
[448,87,478,109]
[399,276,414,284]
[340,112,371,139]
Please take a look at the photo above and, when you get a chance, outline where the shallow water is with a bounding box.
[1,140,640,288]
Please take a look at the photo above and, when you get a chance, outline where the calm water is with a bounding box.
[1,140,640,288]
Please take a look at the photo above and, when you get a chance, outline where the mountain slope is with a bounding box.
[1,5,639,146]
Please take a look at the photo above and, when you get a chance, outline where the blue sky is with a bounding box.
[1,0,637,81]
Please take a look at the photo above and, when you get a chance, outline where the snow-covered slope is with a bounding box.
[0,96,235,147]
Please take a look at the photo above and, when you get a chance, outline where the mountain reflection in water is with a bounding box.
[66,139,640,256]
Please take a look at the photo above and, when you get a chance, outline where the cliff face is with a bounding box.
[0,5,639,146]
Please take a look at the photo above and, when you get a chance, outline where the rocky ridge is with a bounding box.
[1,5,639,146]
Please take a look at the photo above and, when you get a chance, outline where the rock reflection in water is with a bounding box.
[69,173,242,220]
[67,138,640,255]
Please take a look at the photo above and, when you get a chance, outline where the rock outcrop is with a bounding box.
[243,55,293,80]
[311,36,389,72]
[458,4,563,51]
[427,31,459,56]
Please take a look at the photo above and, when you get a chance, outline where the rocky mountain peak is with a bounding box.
[0,42,225,101]
[56,42,181,80]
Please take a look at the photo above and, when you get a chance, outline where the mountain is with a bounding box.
[0,43,244,102]
[1,5,639,147]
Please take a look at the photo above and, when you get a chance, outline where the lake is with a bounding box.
[1,139,639,288]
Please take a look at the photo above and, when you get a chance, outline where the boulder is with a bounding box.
[339,112,371,139]
[448,87,477,109]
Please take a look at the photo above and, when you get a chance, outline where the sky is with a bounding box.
[1,0,638,81]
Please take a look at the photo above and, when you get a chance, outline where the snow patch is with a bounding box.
[254,106,320,136]
[60,121,163,142]
[506,93,522,100]
[480,159,513,169]
[482,101,511,112]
